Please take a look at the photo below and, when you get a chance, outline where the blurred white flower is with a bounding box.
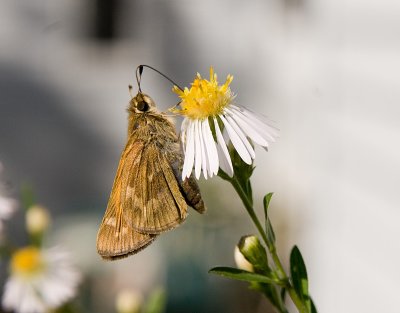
[26,205,50,235]
[0,162,17,235]
[173,67,278,179]
[0,196,17,233]
[2,246,81,313]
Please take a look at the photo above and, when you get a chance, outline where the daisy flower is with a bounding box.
[2,246,81,313]
[173,67,278,180]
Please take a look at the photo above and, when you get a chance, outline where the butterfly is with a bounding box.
[97,92,205,260]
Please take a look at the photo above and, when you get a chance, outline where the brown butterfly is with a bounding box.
[97,92,205,260]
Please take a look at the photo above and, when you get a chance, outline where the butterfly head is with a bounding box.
[129,93,156,114]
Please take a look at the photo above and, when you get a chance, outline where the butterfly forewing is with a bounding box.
[97,139,157,259]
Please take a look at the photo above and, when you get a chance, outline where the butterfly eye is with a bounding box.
[137,101,149,112]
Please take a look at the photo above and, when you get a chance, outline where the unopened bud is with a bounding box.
[238,235,269,273]
[26,205,50,235]
[115,289,142,313]
[234,246,254,272]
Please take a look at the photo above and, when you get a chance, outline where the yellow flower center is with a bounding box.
[172,67,234,119]
[11,246,44,277]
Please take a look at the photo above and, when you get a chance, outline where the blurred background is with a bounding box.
[1,0,400,312]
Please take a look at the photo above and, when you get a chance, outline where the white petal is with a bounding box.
[225,114,255,159]
[225,107,269,147]
[231,105,278,142]
[220,115,252,164]
[180,118,189,152]
[182,121,195,179]
[198,121,208,179]
[202,119,219,176]
[200,120,211,178]
[244,110,279,141]
[214,117,233,176]
[246,107,279,136]
[194,120,203,179]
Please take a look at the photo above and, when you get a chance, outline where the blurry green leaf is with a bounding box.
[263,193,276,246]
[21,183,35,211]
[290,245,311,311]
[280,287,286,302]
[30,232,44,248]
[310,297,318,313]
[54,302,81,313]
[209,267,282,285]
[143,288,166,313]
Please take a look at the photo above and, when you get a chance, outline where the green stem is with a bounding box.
[231,177,268,245]
[230,177,308,313]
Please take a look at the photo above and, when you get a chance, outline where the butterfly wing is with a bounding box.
[96,139,157,260]
[123,142,188,234]
[167,154,206,214]
[96,220,156,260]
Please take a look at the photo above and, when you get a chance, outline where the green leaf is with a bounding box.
[263,193,276,245]
[310,297,318,313]
[263,192,273,209]
[209,267,283,285]
[290,245,311,310]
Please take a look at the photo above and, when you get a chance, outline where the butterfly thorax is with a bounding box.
[128,112,178,149]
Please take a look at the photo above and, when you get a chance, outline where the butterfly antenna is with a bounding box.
[135,65,184,92]
[135,66,143,93]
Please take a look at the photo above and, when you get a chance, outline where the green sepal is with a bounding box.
[238,235,271,275]
[217,168,232,182]
[230,146,255,205]
[209,267,283,285]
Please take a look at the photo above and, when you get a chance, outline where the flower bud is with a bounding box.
[237,235,269,273]
[115,289,142,313]
[234,246,254,272]
[26,205,50,235]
